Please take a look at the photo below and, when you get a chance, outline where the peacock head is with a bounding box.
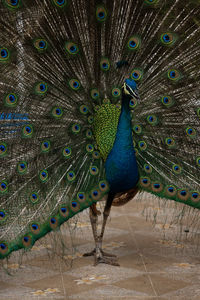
[122,78,139,100]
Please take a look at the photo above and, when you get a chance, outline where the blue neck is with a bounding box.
[105,94,139,194]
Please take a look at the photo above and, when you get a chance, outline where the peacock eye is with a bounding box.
[65,42,79,55]
[96,6,107,22]
[0,48,10,61]
[130,68,143,81]
[127,36,141,50]
[167,69,181,81]
[69,79,81,90]
[53,0,67,7]
[34,39,48,51]
[100,58,110,71]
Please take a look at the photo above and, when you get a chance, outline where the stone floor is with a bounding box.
[1,194,200,300]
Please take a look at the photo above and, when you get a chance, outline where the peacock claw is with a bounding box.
[83,248,117,258]
[94,253,120,266]
[83,248,119,265]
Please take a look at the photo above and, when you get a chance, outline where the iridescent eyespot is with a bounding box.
[190,191,200,202]
[90,165,99,176]
[72,123,81,133]
[39,169,48,182]
[0,143,7,157]
[0,242,8,255]
[196,156,200,167]
[152,182,163,192]
[144,164,152,174]
[127,36,141,50]
[17,161,28,174]
[88,115,94,124]
[167,69,182,81]
[71,200,80,212]
[65,42,79,55]
[144,0,159,4]
[52,107,63,119]
[49,216,59,229]
[4,0,20,8]
[91,188,101,201]
[99,180,109,192]
[35,82,48,95]
[165,185,177,197]
[165,137,175,148]
[63,146,72,158]
[140,177,151,188]
[0,48,10,61]
[53,0,67,7]
[186,127,196,138]
[161,95,174,107]
[4,93,18,107]
[172,164,182,174]
[130,68,143,81]
[138,141,147,151]
[30,192,39,204]
[100,58,110,71]
[178,189,189,201]
[112,88,121,98]
[93,151,100,159]
[161,32,176,46]
[59,205,69,218]
[86,129,93,138]
[147,115,158,125]
[22,235,32,248]
[69,79,81,91]
[34,39,48,51]
[96,5,107,22]
[80,105,88,115]
[77,192,86,202]
[0,210,6,222]
[30,223,40,234]
[90,89,99,100]
[133,124,142,134]
[67,171,76,182]
[22,124,33,138]
[129,98,138,109]
[41,140,50,153]
[86,144,94,153]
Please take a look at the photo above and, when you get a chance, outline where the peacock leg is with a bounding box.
[93,193,119,266]
[83,199,119,266]
[82,204,99,257]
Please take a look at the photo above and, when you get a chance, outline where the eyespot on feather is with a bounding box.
[4,93,18,107]
[96,5,107,22]
[100,58,110,71]
[41,141,51,153]
[177,189,189,201]
[165,185,177,197]
[130,68,143,81]
[127,36,141,50]
[65,42,79,55]
[0,143,7,157]
[22,125,33,138]
[34,39,48,51]
[39,170,49,182]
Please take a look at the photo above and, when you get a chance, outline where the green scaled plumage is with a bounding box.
[0,0,200,260]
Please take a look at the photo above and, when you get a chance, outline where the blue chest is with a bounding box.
[105,103,139,194]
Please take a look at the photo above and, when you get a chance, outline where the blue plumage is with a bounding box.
[105,79,139,193]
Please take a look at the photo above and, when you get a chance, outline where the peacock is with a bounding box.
[0,0,199,267]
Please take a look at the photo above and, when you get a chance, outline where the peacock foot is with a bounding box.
[94,249,119,266]
[83,248,119,266]
[83,248,117,257]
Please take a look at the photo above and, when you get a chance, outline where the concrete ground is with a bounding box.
[1,193,200,300]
